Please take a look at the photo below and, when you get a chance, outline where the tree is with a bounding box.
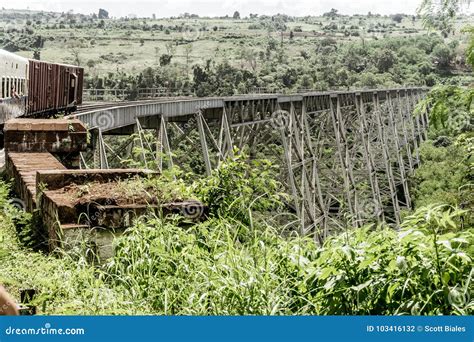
[33,49,41,60]
[391,14,404,24]
[184,44,193,76]
[465,26,474,69]
[86,59,96,68]
[432,44,454,68]
[376,49,397,72]
[420,0,474,69]
[70,45,82,66]
[418,0,472,37]
[98,8,109,19]
[233,11,240,19]
[323,8,339,19]
[342,45,368,72]
[159,54,172,66]
[165,42,175,56]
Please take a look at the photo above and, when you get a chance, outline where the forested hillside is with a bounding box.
[1,8,472,95]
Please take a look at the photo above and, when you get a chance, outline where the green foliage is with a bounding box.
[415,85,473,134]
[0,180,11,208]
[0,181,143,314]
[107,217,300,315]
[413,140,472,211]
[194,154,284,225]
[82,29,464,96]
[419,0,473,69]
[418,0,466,37]
[1,162,473,316]
[376,48,397,73]
[432,43,455,69]
[306,207,472,315]
[0,181,46,251]
[413,84,473,225]
[105,205,473,315]
[463,25,474,69]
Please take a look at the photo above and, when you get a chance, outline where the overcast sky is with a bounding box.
[0,0,472,18]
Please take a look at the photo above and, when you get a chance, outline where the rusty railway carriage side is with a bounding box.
[27,60,84,116]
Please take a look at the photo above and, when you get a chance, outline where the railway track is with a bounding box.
[75,97,189,115]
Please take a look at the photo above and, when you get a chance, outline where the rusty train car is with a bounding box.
[0,49,84,125]
[27,59,83,116]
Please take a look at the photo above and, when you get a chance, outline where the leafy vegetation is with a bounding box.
[413,139,472,210]
[1,174,472,315]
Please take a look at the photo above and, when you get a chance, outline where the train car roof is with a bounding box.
[28,58,83,69]
[0,49,29,64]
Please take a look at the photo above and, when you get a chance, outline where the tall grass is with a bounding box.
[0,156,472,315]
[104,208,472,315]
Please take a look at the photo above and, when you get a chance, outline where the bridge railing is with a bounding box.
[83,88,197,101]
[83,86,428,102]
[82,87,329,102]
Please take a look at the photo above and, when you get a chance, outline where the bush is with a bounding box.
[106,205,473,315]
[0,160,472,315]
[413,141,472,210]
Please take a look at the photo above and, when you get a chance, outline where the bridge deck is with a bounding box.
[68,87,427,132]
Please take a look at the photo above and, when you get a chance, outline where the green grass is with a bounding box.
[0,162,472,315]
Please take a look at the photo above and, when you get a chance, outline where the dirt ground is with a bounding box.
[46,181,157,207]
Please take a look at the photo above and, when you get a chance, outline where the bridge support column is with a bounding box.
[79,153,89,169]
[135,119,149,169]
[156,116,173,172]
[278,103,302,232]
[373,92,400,225]
[396,90,415,174]
[219,107,234,159]
[277,101,329,241]
[406,89,420,165]
[387,91,411,209]
[301,101,329,240]
[355,94,384,222]
[196,111,212,176]
[92,129,109,169]
[415,90,429,141]
[329,94,359,226]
